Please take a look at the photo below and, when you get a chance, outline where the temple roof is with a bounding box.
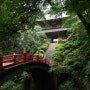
[36,17,68,30]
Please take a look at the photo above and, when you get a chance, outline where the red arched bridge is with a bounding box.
[0,49,57,90]
[0,49,52,71]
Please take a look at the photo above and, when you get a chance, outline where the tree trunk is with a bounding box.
[77,12,90,37]
[85,23,90,37]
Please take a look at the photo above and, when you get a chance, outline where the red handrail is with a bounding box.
[0,51,52,71]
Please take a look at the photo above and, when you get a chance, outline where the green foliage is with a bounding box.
[50,65,72,77]
[0,80,22,90]
[52,51,64,65]
[84,61,90,76]
[38,53,44,58]
[0,0,46,54]
[59,80,75,90]
[39,44,48,52]
[0,25,48,55]
[52,44,65,65]
[38,43,49,51]
[1,0,90,89]
[0,72,30,90]
[50,0,90,23]
[38,42,49,58]
[58,38,67,44]
[34,25,42,32]
[51,15,90,90]
[39,50,45,54]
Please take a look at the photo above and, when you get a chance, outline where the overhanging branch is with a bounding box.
[77,12,90,37]
[77,12,88,27]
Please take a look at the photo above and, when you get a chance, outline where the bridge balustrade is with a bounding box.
[0,50,52,71]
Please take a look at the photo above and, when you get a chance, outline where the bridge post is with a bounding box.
[0,52,3,70]
[36,53,39,62]
[13,53,16,64]
[43,57,47,64]
[23,48,27,62]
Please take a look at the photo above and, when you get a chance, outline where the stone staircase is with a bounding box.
[45,43,57,62]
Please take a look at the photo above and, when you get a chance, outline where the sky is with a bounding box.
[45,13,68,20]
[43,5,68,20]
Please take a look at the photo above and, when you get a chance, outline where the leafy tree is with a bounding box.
[48,0,90,37]
[0,0,44,53]
[19,26,48,54]
[0,25,48,55]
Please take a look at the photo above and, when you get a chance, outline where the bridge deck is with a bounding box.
[3,62,13,66]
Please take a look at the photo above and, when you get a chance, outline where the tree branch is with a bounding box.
[77,12,88,27]
[77,12,90,37]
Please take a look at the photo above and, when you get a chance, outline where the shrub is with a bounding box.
[37,42,50,58]
[39,53,44,58]
[39,50,44,54]
[52,51,65,65]
[52,44,65,65]
[39,43,49,51]
[84,61,90,76]
[55,45,64,51]
[58,38,67,44]
[59,80,75,90]
[50,65,72,77]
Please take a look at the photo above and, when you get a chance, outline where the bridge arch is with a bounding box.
[0,62,57,90]
[0,62,50,84]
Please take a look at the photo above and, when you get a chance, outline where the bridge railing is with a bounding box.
[0,49,52,70]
